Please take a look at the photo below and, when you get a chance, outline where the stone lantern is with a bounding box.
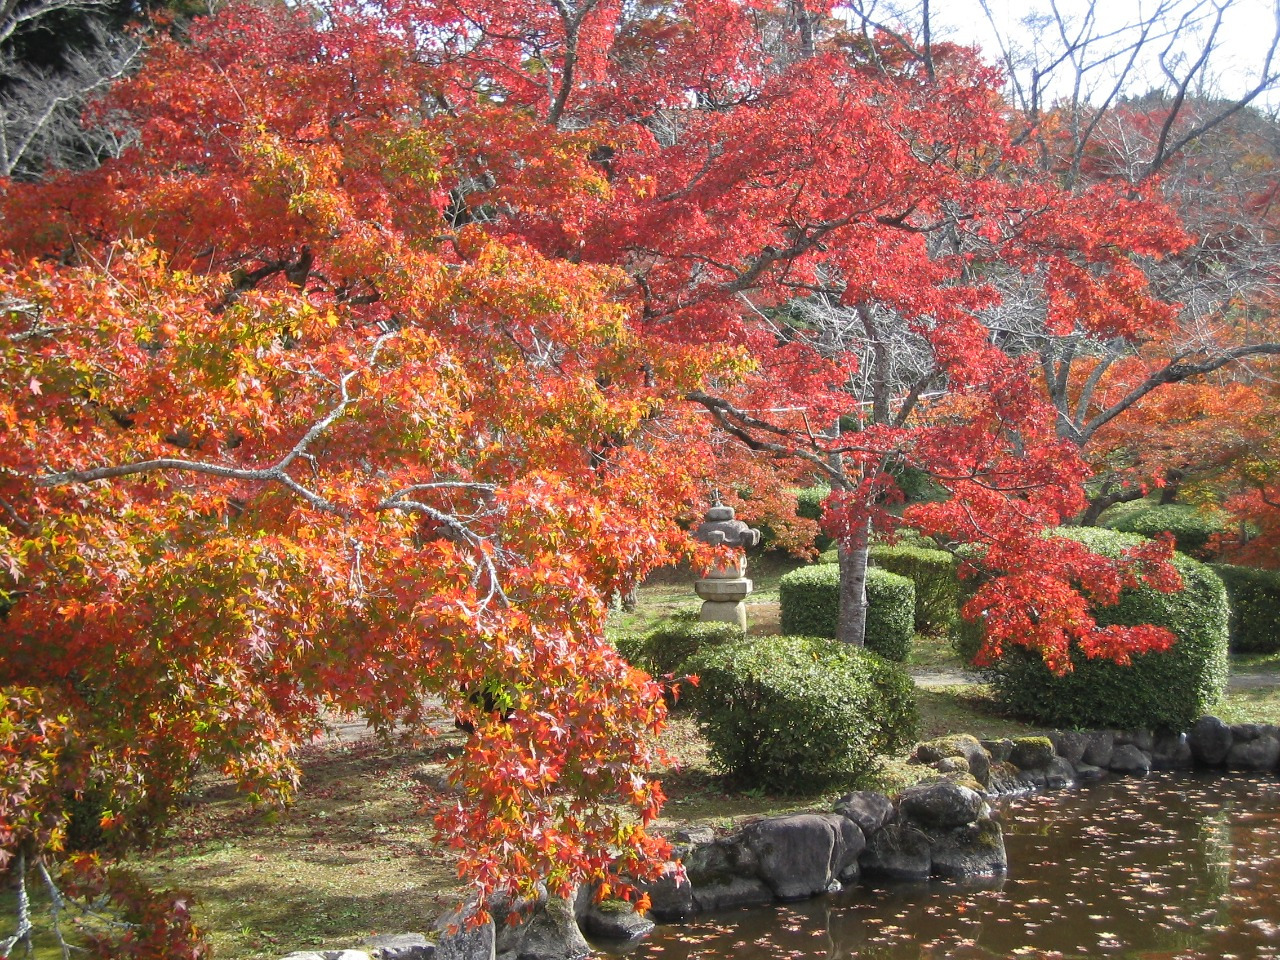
[692,500,762,629]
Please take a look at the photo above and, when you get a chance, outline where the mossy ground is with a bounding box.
[12,559,1280,959]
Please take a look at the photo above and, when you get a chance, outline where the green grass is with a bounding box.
[914,684,1049,740]
[1216,685,1280,725]
[128,735,462,959]
[907,631,967,671]
[1231,651,1280,673]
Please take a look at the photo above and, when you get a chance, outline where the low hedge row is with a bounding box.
[793,486,830,522]
[609,612,743,679]
[1101,501,1229,558]
[1209,563,1280,654]
[688,635,918,794]
[868,545,958,635]
[777,563,914,661]
[977,527,1229,731]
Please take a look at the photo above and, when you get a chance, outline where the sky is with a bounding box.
[840,0,1280,108]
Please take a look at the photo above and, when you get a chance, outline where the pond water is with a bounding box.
[611,772,1280,959]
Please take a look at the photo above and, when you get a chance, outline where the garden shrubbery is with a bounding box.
[979,527,1229,731]
[869,544,959,635]
[778,563,914,661]
[1209,563,1280,654]
[687,635,918,793]
[792,485,830,521]
[609,612,744,678]
[1101,501,1229,557]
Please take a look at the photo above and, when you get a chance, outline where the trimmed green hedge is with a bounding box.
[644,618,745,676]
[778,563,915,661]
[609,625,650,668]
[1209,563,1280,654]
[609,611,743,677]
[793,486,831,521]
[1101,502,1229,557]
[869,545,959,635]
[887,464,944,503]
[982,527,1229,731]
[688,635,918,793]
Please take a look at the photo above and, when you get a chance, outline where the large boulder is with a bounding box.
[984,761,1026,796]
[1151,732,1194,770]
[1043,756,1077,789]
[366,935,434,960]
[507,896,589,960]
[981,739,1013,764]
[690,876,775,913]
[898,782,985,830]
[435,905,495,960]
[1080,731,1115,769]
[1115,729,1154,753]
[1108,744,1152,775]
[1049,731,1089,765]
[1009,737,1056,771]
[928,819,1007,879]
[683,838,758,887]
[833,791,894,835]
[676,836,775,910]
[1226,735,1280,772]
[859,823,932,881]
[1231,722,1263,741]
[576,899,654,943]
[912,736,992,786]
[635,868,694,922]
[741,813,864,899]
[1189,715,1234,765]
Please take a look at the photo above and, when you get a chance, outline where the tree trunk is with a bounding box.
[835,518,871,646]
[1079,480,1146,526]
[1159,468,1184,505]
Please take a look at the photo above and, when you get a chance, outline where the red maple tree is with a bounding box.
[0,1,1203,950]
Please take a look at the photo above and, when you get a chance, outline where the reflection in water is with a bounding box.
[608,773,1280,959]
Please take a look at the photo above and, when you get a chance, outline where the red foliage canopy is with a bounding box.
[0,0,1191,925]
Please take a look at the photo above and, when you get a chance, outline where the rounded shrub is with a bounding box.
[609,612,743,678]
[869,544,959,635]
[779,563,840,636]
[983,527,1229,732]
[1102,502,1229,557]
[642,617,745,676]
[1209,563,1280,654]
[887,464,944,503]
[608,625,650,668]
[864,569,914,662]
[687,635,919,794]
[778,563,915,661]
[792,486,831,521]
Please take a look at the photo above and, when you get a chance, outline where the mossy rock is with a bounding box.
[913,734,984,764]
[1009,736,1056,770]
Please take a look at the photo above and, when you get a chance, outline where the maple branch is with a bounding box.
[724,217,853,293]
[1147,2,1280,177]
[34,333,398,514]
[687,390,890,487]
[0,495,30,531]
[688,390,841,482]
[1079,343,1280,443]
[545,0,601,127]
[376,490,508,607]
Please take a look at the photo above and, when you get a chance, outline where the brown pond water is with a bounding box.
[607,772,1280,959]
